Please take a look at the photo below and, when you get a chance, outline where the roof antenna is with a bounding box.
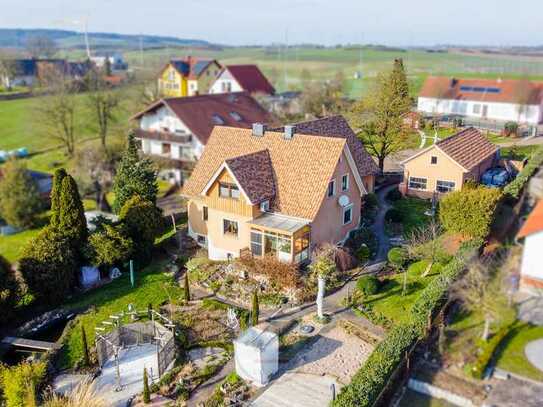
[83,16,91,59]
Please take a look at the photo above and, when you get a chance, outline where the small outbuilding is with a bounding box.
[234,326,278,387]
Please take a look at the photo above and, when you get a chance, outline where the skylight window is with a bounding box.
[229,111,243,122]
[212,114,225,125]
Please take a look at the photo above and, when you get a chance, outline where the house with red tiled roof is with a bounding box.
[182,124,371,261]
[158,56,222,97]
[516,200,543,291]
[209,65,275,96]
[417,76,543,125]
[400,127,499,198]
[131,93,277,184]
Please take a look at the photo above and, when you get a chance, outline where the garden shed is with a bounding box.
[234,326,278,387]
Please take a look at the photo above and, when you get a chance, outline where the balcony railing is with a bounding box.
[134,128,192,144]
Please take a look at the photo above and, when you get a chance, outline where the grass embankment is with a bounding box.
[58,258,184,369]
[363,260,444,325]
[446,308,543,381]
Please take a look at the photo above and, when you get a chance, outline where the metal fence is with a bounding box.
[95,320,176,377]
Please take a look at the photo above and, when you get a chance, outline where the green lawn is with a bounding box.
[363,260,443,325]
[501,145,538,161]
[495,322,543,381]
[392,197,432,237]
[58,258,185,369]
[0,228,42,263]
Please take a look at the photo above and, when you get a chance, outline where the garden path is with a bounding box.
[371,183,398,263]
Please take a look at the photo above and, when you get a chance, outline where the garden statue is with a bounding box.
[227,308,240,330]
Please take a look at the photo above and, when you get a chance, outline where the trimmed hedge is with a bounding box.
[503,145,543,200]
[332,322,419,407]
[333,241,480,407]
[357,275,380,296]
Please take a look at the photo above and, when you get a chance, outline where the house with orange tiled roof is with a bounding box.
[417,76,543,125]
[158,56,222,97]
[400,127,499,198]
[516,200,543,292]
[182,124,371,262]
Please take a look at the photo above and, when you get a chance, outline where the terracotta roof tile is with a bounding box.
[224,65,275,95]
[225,150,276,204]
[436,127,498,170]
[132,93,277,145]
[182,127,347,220]
[271,115,380,177]
[419,76,543,105]
[517,200,543,239]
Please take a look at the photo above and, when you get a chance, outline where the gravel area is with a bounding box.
[282,324,374,384]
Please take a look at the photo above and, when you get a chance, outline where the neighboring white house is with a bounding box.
[209,65,275,96]
[90,53,127,71]
[131,93,276,184]
[517,200,543,293]
[418,76,543,125]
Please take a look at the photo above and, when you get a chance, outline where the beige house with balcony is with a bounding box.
[182,118,379,262]
[400,127,499,198]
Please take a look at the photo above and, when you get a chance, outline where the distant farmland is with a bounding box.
[121,46,543,98]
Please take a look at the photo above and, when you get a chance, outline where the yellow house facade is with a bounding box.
[158,57,222,97]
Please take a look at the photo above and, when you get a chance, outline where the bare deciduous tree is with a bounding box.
[0,52,17,90]
[452,258,510,341]
[38,81,78,157]
[25,36,57,59]
[86,76,121,149]
[405,220,443,277]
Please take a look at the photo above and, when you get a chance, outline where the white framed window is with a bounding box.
[327,180,336,197]
[473,104,481,114]
[219,182,240,199]
[436,180,455,193]
[223,219,239,237]
[430,156,438,165]
[250,229,263,256]
[203,206,208,221]
[343,204,353,225]
[408,177,427,190]
[341,174,349,191]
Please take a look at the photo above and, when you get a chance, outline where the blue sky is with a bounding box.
[0,0,541,46]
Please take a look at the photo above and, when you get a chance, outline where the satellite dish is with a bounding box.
[338,195,350,207]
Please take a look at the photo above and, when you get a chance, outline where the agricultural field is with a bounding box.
[120,46,543,98]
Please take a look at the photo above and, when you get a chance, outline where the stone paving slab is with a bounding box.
[251,373,340,407]
[53,373,93,396]
[484,376,543,407]
[525,339,543,373]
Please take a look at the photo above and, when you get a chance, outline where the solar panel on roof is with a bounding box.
[460,86,473,92]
